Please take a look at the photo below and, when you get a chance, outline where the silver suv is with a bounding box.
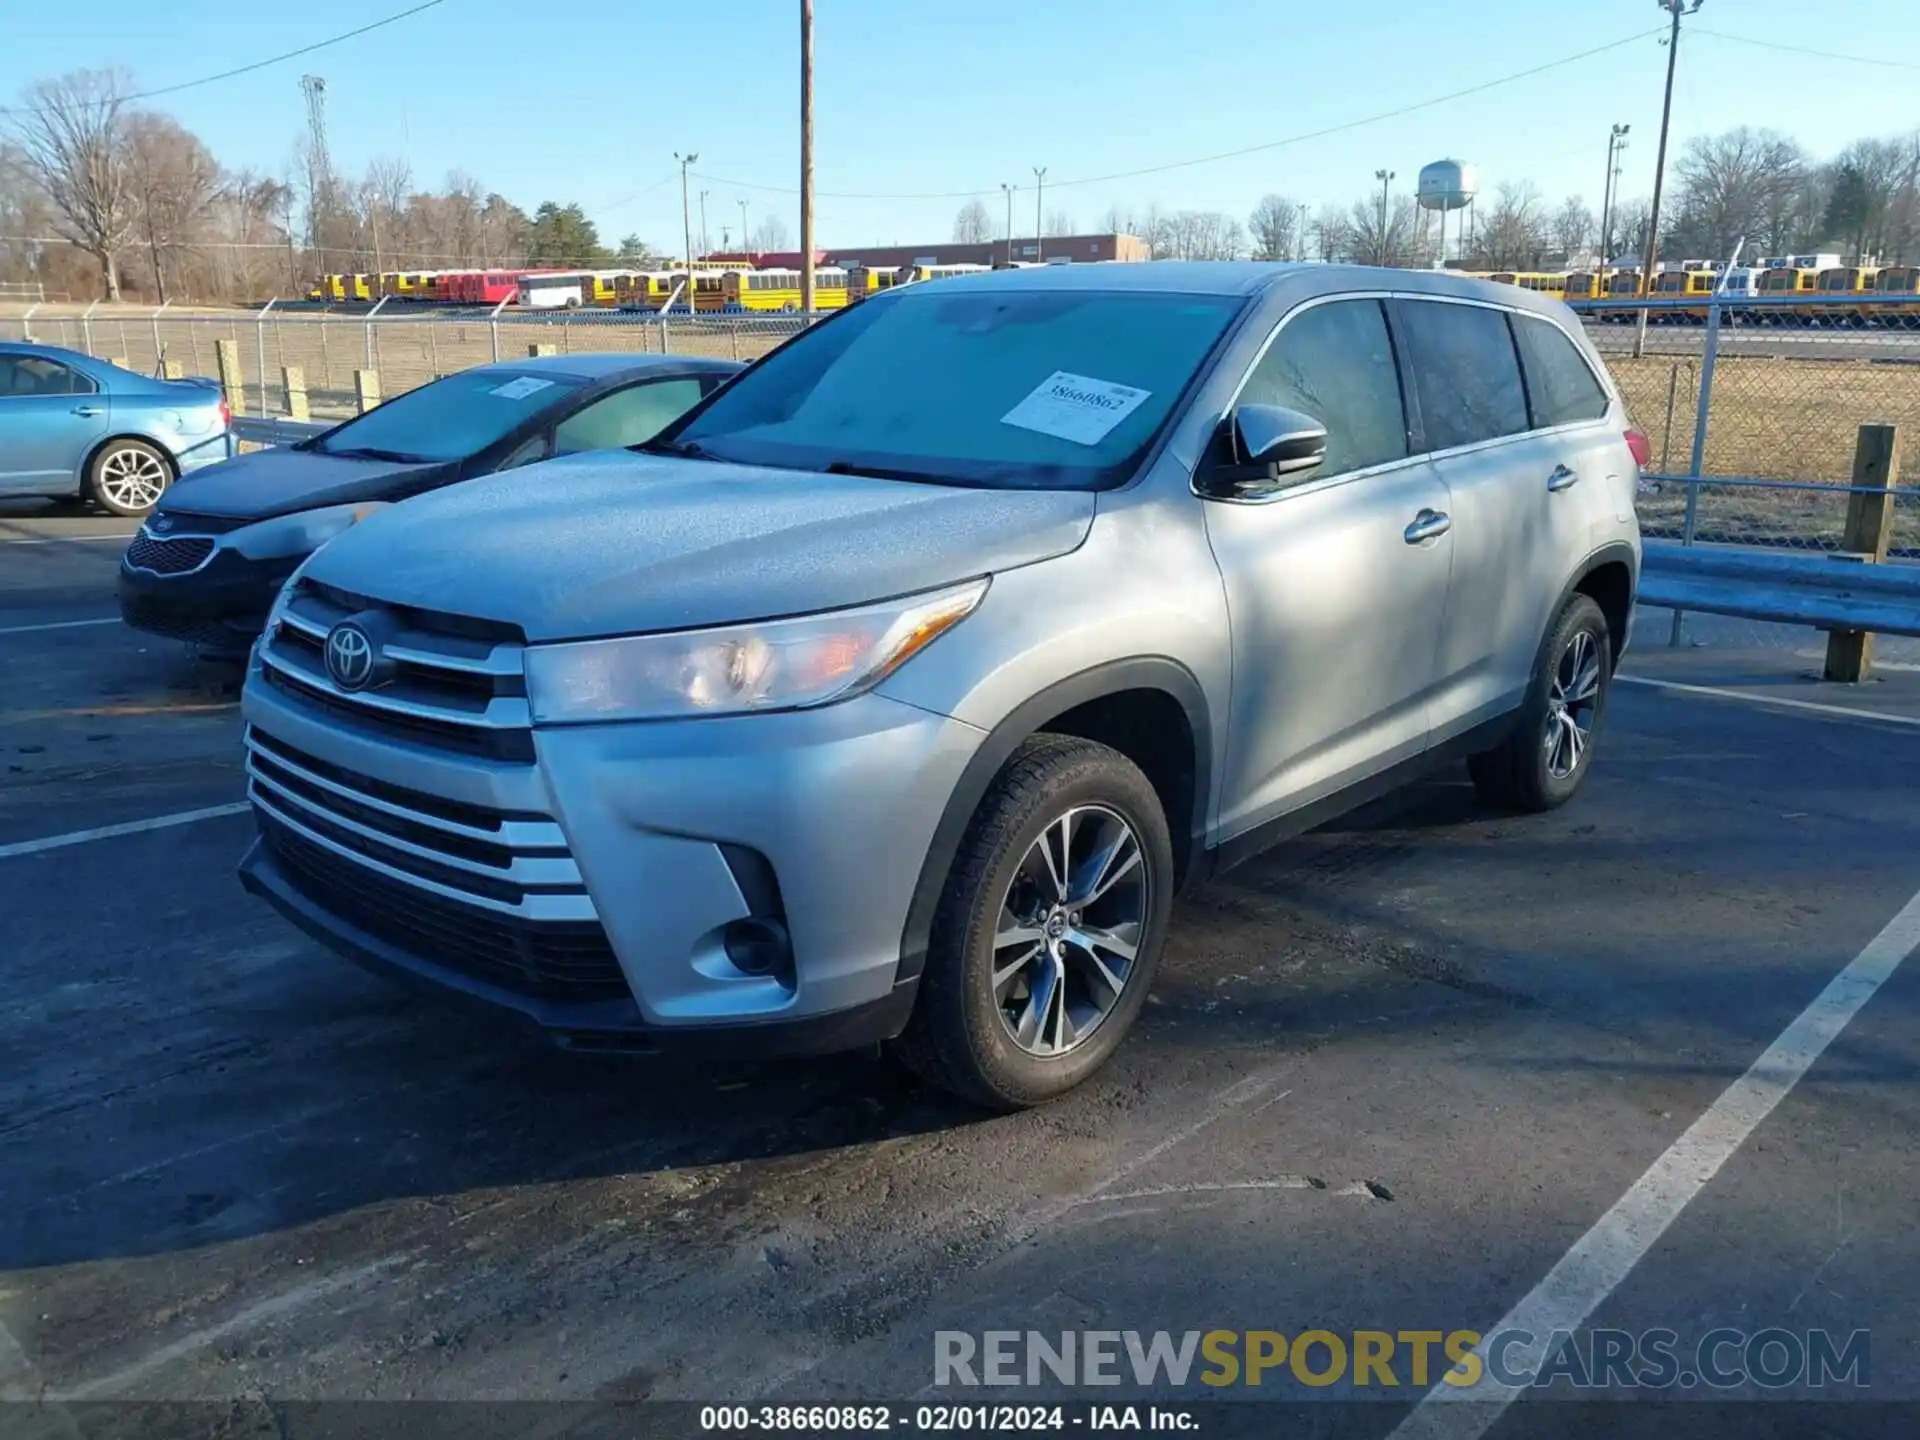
[237,264,1642,1109]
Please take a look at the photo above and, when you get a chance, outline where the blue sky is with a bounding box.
[5,0,1916,256]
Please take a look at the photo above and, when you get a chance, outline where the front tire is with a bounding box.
[1469,593,1612,813]
[88,439,172,516]
[892,734,1174,1111]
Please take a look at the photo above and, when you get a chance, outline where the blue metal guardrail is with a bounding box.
[230,416,330,448]
[1638,539,1920,637]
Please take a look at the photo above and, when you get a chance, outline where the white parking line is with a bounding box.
[1617,674,1920,729]
[0,802,250,861]
[0,617,119,637]
[0,533,135,545]
[1390,883,1920,1440]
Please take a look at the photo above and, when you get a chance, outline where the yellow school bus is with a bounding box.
[1871,265,1919,324]
[1561,271,1615,302]
[1488,271,1569,300]
[719,267,853,312]
[1813,266,1877,324]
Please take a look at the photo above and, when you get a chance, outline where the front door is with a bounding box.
[1202,296,1454,844]
[0,355,107,492]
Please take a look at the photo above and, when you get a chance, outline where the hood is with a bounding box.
[158,446,448,521]
[301,450,1097,642]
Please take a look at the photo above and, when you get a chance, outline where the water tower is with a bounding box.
[1417,159,1478,268]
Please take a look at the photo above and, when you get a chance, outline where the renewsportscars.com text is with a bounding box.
[932,1327,1870,1391]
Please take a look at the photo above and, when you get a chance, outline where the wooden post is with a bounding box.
[527,342,557,357]
[161,358,185,380]
[212,341,244,416]
[282,366,309,422]
[106,356,128,371]
[1824,423,1902,684]
[354,369,382,413]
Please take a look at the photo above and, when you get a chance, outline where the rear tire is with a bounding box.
[87,439,171,516]
[1468,593,1612,813]
[891,734,1174,1111]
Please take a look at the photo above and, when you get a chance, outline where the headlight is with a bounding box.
[227,501,391,561]
[524,578,989,723]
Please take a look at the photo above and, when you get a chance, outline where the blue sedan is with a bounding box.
[0,342,232,515]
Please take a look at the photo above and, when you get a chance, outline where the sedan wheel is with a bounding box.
[89,441,171,516]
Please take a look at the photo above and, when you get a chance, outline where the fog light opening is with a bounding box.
[722,917,795,987]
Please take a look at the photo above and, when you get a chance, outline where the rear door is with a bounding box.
[0,355,107,492]
[1203,295,1454,842]
[1392,298,1616,744]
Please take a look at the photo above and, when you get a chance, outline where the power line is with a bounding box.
[0,0,450,114]
[690,27,1666,202]
[1689,28,1920,71]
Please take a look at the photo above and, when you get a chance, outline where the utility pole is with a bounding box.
[800,0,815,315]
[674,151,698,313]
[739,199,750,255]
[698,190,710,258]
[1374,170,1395,265]
[1600,123,1630,278]
[1637,0,1699,356]
[1001,183,1017,265]
[1033,166,1047,263]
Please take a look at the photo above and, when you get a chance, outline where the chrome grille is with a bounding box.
[125,532,215,575]
[244,726,630,1002]
[257,581,534,761]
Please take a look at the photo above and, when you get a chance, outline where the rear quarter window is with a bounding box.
[1512,314,1610,429]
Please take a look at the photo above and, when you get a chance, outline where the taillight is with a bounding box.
[218,397,232,430]
[1624,427,1652,470]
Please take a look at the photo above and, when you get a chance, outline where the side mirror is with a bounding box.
[1196,404,1328,500]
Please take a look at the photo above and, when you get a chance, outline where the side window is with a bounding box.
[1395,299,1528,451]
[552,378,707,455]
[5,357,93,396]
[1238,298,1407,480]
[1512,314,1610,429]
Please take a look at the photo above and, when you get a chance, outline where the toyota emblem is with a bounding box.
[325,622,376,691]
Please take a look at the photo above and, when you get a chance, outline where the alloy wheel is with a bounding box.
[98,447,168,511]
[991,805,1149,1058]
[1544,628,1603,780]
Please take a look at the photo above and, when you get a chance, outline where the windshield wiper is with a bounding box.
[822,459,955,486]
[324,446,428,463]
[634,436,719,460]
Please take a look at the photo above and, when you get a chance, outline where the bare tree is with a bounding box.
[1247,194,1305,261]
[952,199,991,244]
[1473,181,1551,268]
[1310,203,1348,262]
[1669,127,1805,261]
[1552,196,1595,261]
[1045,210,1076,237]
[752,214,791,252]
[1338,195,1434,268]
[1610,196,1654,263]
[126,113,219,302]
[6,69,139,299]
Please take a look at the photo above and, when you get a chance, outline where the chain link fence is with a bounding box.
[1579,292,1920,654]
[0,303,811,422]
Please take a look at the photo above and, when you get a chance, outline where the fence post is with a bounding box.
[1667,296,1723,648]
[354,369,382,413]
[106,356,128,369]
[149,301,168,371]
[81,298,99,356]
[255,297,277,421]
[213,339,245,416]
[161,359,184,380]
[1823,424,1903,684]
[528,342,557,357]
[282,366,309,422]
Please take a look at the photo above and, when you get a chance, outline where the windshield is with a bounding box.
[311,369,589,462]
[661,287,1243,490]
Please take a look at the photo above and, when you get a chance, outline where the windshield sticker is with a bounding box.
[1000,371,1151,446]
[490,376,557,401]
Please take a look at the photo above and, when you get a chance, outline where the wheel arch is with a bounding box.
[77,431,178,496]
[1565,541,1638,671]
[894,658,1213,986]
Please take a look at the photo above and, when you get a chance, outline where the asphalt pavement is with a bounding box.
[4,497,1919,1439]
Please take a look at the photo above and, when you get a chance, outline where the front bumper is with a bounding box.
[118,549,294,652]
[238,669,985,1051]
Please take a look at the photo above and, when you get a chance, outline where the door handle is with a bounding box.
[72,405,104,417]
[1404,509,1452,544]
[1547,463,1580,492]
